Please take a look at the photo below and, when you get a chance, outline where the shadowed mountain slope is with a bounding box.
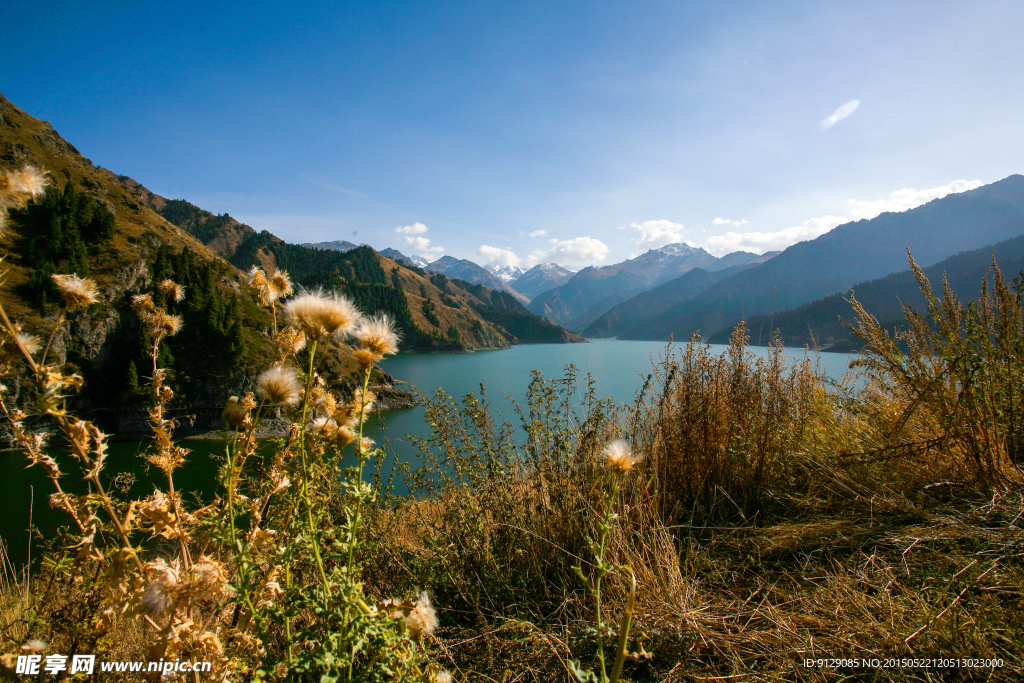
[619,176,1024,340]
[721,233,1024,350]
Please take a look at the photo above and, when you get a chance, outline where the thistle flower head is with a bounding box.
[1,166,49,210]
[603,439,641,474]
[256,365,302,406]
[269,270,294,299]
[283,289,361,340]
[354,314,400,358]
[20,639,48,655]
[158,279,186,303]
[404,591,438,640]
[311,416,340,438]
[247,266,275,306]
[141,581,175,617]
[222,396,249,427]
[15,331,40,356]
[334,426,355,448]
[352,347,379,369]
[141,558,179,617]
[320,292,361,338]
[153,311,183,339]
[314,391,338,417]
[284,290,330,340]
[273,326,306,359]
[50,273,99,308]
[132,293,156,319]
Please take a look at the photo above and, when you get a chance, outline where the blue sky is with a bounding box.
[5,1,1024,269]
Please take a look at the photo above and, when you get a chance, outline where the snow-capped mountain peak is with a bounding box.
[487,264,527,282]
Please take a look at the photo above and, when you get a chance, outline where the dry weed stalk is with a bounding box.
[846,250,1024,487]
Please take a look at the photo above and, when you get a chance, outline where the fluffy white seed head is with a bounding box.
[405,591,438,640]
[51,273,99,308]
[159,279,186,303]
[15,331,40,356]
[320,292,361,338]
[256,365,302,406]
[603,439,641,474]
[284,289,361,341]
[1,166,49,210]
[354,314,400,357]
[269,270,294,299]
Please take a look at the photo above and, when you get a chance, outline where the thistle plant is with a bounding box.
[570,440,641,683]
[0,172,443,681]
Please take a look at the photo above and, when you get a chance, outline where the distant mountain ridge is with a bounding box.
[302,239,359,252]
[527,244,769,332]
[422,255,529,303]
[378,248,433,268]
[618,175,1024,341]
[512,263,575,299]
[723,233,1024,350]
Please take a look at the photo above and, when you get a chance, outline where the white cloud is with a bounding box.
[528,229,547,237]
[403,235,444,256]
[525,236,610,268]
[395,223,442,256]
[705,215,847,256]
[847,179,983,220]
[821,99,860,130]
[395,222,429,235]
[629,219,691,252]
[712,217,748,227]
[475,245,521,267]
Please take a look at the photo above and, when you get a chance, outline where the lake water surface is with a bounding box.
[1,340,856,567]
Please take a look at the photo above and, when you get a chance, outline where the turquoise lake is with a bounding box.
[0,340,857,568]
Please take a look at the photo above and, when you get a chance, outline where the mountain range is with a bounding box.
[526,244,774,332]
[723,232,1024,350]
[604,176,1024,342]
[0,93,582,376]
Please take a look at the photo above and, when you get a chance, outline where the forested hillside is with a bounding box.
[142,196,582,348]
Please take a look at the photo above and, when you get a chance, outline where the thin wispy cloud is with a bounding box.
[700,179,981,256]
[821,99,860,130]
[847,179,983,219]
[304,176,402,212]
[712,217,748,227]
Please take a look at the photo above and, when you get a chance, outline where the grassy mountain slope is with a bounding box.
[620,176,1024,340]
[448,280,585,344]
[0,93,275,411]
[720,234,1024,349]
